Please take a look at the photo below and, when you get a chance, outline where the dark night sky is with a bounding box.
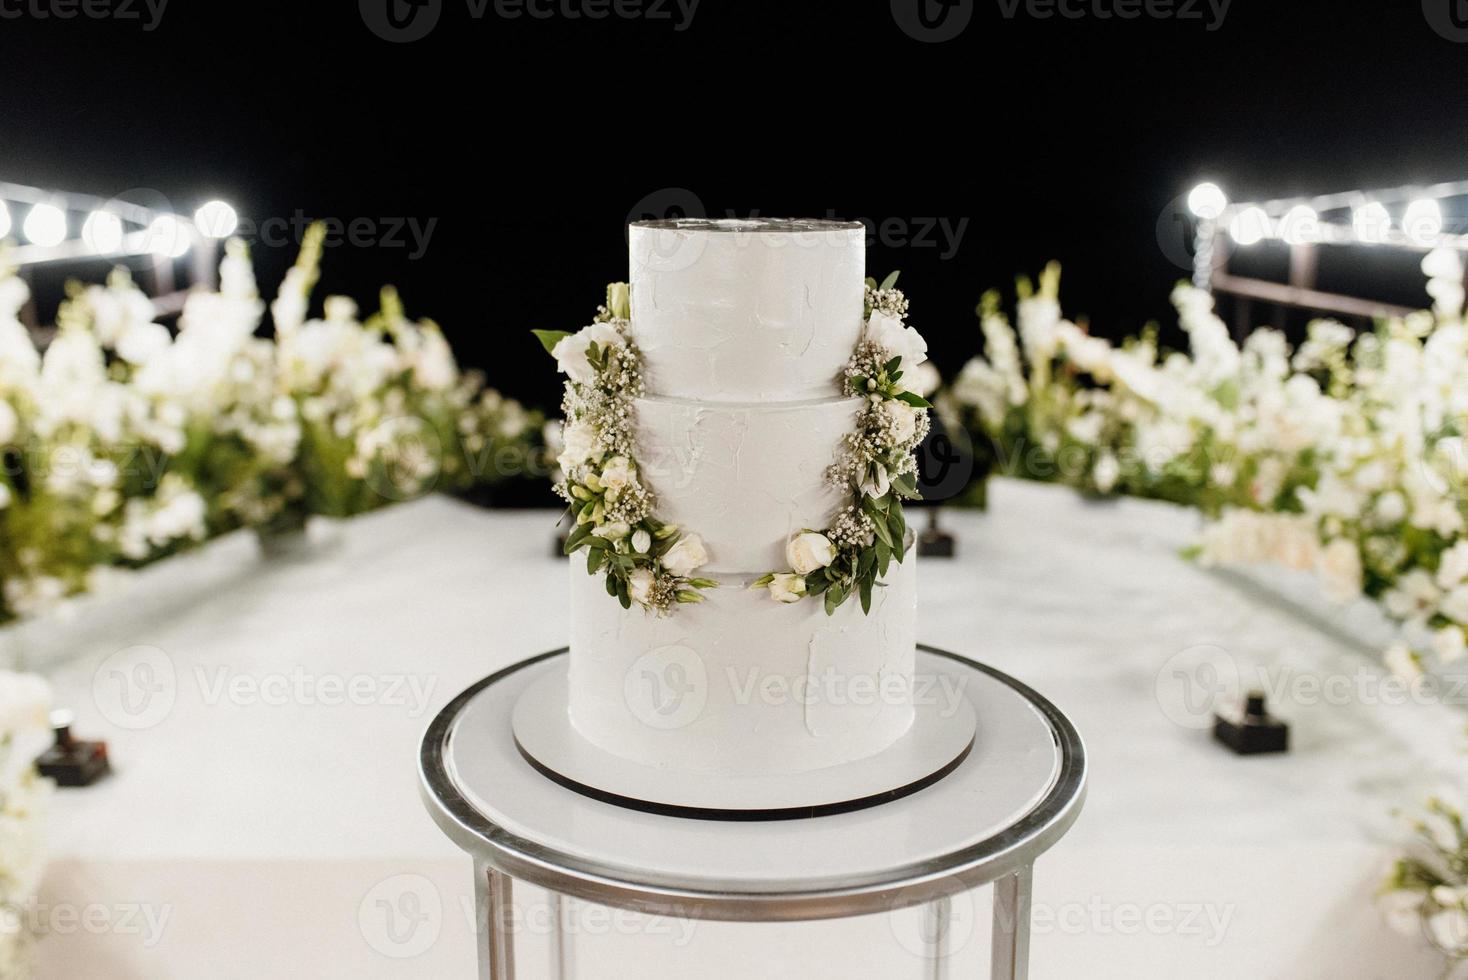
[3,0,1467,410]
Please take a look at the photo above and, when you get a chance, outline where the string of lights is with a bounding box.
[0,180,238,268]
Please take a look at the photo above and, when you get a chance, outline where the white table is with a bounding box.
[4,478,1453,978]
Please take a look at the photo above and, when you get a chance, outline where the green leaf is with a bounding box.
[605,572,619,596]
[894,391,932,408]
[871,512,894,549]
[749,573,775,589]
[533,329,572,356]
[883,356,902,375]
[864,276,878,291]
[875,537,891,576]
[619,590,631,610]
[880,270,901,291]
[860,576,873,615]
[564,523,594,554]
[806,573,832,597]
[587,549,605,574]
[891,472,919,498]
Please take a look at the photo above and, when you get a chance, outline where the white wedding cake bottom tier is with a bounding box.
[567,555,917,776]
[635,394,861,574]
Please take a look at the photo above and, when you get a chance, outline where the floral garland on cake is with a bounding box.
[537,274,930,617]
[751,272,932,613]
[535,284,718,614]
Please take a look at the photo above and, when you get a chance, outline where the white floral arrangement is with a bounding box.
[537,274,932,616]
[946,256,1468,675]
[751,273,933,614]
[0,672,55,978]
[0,227,544,622]
[1381,790,1468,964]
[535,284,718,614]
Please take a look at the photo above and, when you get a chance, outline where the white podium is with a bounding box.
[419,647,1086,979]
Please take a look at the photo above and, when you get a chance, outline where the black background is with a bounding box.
[3,0,1467,411]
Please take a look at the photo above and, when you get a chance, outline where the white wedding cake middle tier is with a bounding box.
[634,394,860,573]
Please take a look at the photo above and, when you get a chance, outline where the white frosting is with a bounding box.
[567,554,917,776]
[629,219,865,401]
[635,395,860,574]
[564,217,918,776]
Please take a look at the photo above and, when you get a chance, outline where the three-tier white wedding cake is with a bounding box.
[564,218,918,777]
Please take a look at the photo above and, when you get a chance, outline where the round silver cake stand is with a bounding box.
[419,645,1086,980]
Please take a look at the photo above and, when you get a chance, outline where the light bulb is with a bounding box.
[1352,202,1391,244]
[23,203,67,247]
[1187,182,1228,220]
[1279,205,1320,246]
[193,200,238,239]
[1228,206,1271,246]
[82,211,124,253]
[1404,198,1444,247]
[143,215,192,258]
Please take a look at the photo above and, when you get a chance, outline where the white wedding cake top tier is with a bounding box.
[629,218,865,402]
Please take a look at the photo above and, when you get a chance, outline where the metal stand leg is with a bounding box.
[921,895,952,980]
[550,891,572,980]
[990,866,1032,980]
[476,862,515,980]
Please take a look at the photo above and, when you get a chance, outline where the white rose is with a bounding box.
[864,310,929,369]
[786,532,836,575]
[880,399,918,444]
[558,420,600,470]
[1434,626,1467,663]
[628,568,655,606]
[551,323,624,385]
[1430,909,1468,955]
[1384,643,1423,681]
[1439,540,1468,590]
[600,456,636,493]
[861,461,891,499]
[768,572,807,604]
[1315,538,1363,604]
[592,522,629,541]
[662,534,709,577]
[1442,585,1468,626]
[631,529,651,554]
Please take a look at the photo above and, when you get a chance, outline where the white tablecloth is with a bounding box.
[4,478,1453,978]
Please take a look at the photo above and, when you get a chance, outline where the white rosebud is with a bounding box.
[861,461,891,499]
[628,567,655,606]
[880,399,918,444]
[631,529,651,554]
[769,573,807,604]
[662,534,709,577]
[592,522,629,541]
[786,532,836,575]
[558,419,600,470]
[600,456,636,494]
[1379,890,1426,937]
[864,309,929,369]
